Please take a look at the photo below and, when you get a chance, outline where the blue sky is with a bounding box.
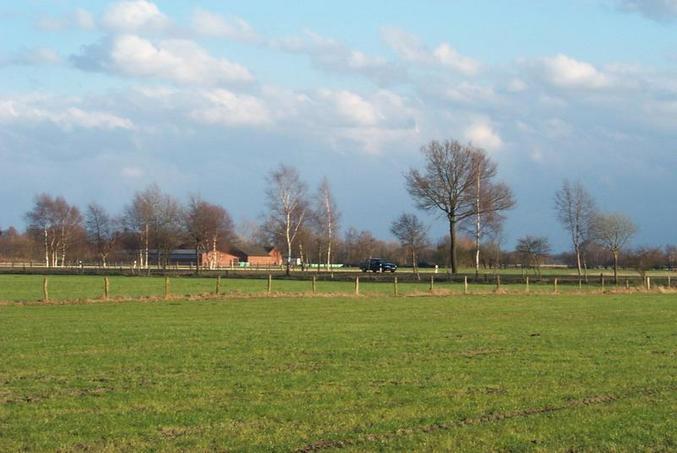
[1,0,676,251]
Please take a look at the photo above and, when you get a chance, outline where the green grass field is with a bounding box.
[0,274,668,303]
[1,285,675,451]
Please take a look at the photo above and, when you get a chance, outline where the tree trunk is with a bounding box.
[475,167,481,278]
[449,216,458,274]
[574,244,582,276]
[44,228,49,268]
[612,250,619,284]
[143,223,149,269]
[195,241,200,275]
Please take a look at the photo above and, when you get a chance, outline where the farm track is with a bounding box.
[296,385,672,452]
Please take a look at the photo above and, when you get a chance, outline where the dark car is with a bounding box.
[360,258,397,273]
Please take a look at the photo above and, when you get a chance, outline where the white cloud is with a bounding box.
[507,78,528,93]
[191,89,271,126]
[433,43,480,76]
[271,31,395,82]
[464,120,503,150]
[191,9,259,42]
[318,90,382,126]
[74,8,96,30]
[0,98,134,130]
[381,27,479,75]
[102,0,170,32]
[443,82,497,104]
[88,34,254,85]
[540,54,610,89]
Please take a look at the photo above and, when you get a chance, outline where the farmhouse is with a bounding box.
[202,246,283,268]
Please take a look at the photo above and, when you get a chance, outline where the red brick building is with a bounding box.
[202,246,283,268]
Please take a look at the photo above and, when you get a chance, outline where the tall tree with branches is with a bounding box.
[183,196,234,273]
[314,177,340,270]
[554,180,596,277]
[264,165,308,275]
[589,212,636,283]
[405,140,514,274]
[390,213,429,275]
[85,203,118,267]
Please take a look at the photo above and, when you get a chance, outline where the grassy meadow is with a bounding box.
[0,273,668,303]
[0,281,675,451]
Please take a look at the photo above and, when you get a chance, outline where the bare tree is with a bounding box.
[405,140,514,274]
[85,203,118,267]
[589,213,637,283]
[390,213,429,275]
[123,185,183,269]
[554,180,596,277]
[124,185,161,268]
[314,178,340,270]
[264,165,308,275]
[25,194,83,267]
[515,235,551,276]
[184,196,235,272]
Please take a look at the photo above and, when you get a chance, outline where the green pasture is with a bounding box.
[0,274,668,303]
[0,291,675,451]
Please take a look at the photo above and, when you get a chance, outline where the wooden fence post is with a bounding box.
[393,276,398,296]
[267,274,272,296]
[553,278,558,294]
[625,279,629,289]
[496,275,501,291]
[43,277,49,303]
[525,276,530,293]
[312,276,316,294]
[578,278,582,290]
[164,276,170,300]
[216,275,221,295]
[464,276,468,295]
[355,276,360,296]
[646,277,651,290]
[429,275,434,293]
[668,275,671,288]
[103,277,110,300]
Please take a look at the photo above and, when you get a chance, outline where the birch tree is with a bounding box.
[264,165,308,275]
[405,140,514,274]
[25,194,82,267]
[314,178,340,270]
[554,180,596,277]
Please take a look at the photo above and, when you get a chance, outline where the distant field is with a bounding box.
[0,293,675,451]
[0,274,670,303]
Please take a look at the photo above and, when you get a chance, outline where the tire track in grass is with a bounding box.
[296,386,670,452]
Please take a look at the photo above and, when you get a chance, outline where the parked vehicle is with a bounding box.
[360,258,397,273]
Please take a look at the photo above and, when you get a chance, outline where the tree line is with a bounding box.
[1,139,675,276]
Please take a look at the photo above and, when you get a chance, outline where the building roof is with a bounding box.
[229,245,276,257]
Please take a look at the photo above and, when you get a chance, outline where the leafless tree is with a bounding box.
[184,196,235,272]
[313,178,340,270]
[405,140,514,273]
[554,180,596,277]
[25,194,83,267]
[85,203,118,267]
[264,165,308,275]
[589,213,637,283]
[124,185,184,269]
[515,235,551,276]
[390,213,429,275]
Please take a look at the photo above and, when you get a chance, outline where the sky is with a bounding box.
[1,0,676,251]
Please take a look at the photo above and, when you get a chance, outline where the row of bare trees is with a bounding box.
[0,137,670,275]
